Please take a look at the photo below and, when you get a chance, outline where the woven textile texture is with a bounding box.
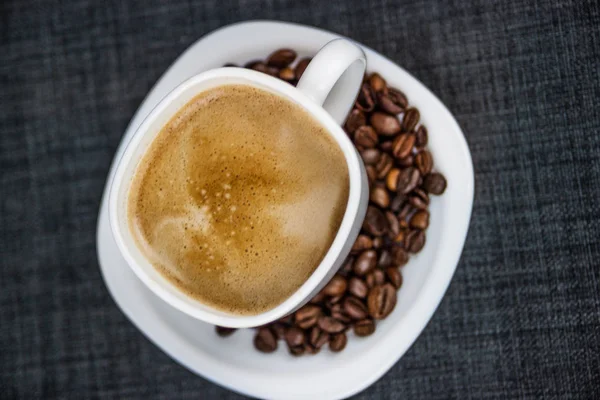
[1,0,599,398]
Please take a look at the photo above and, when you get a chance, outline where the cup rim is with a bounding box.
[108,67,366,327]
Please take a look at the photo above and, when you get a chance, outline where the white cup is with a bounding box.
[108,39,368,328]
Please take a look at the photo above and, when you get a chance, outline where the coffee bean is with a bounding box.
[295,304,321,329]
[390,194,406,212]
[410,210,430,230]
[386,168,400,192]
[402,107,420,132]
[278,314,294,324]
[285,326,305,347]
[278,67,295,81]
[392,133,416,159]
[393,229,406,246]
[215,326,236,337]
[385,211,400,237]
[294,58,311,80]
[354,126,378,148]
[372,236,384,249]
[330,302,352,323]
[415,125,428,148]
[367,283,397,319]
[353,319,376,337]
[404,229,423,253]
[377,92,403,114]
[353,249,378,276]
[355,83,376,112]
[351,234,373,253]
[391,246,409,266]
[386,267,403,288]
[398,155,415,168]
[289,344,305,356]
[375,153,394,179]
[318,316,346,333]
[348,277,369,298]
[366,269,385,288]
[270,322,287,339]
[378,249,393,268]
[346,109,367,134]
[423,172,447,195]
[368,73,387,92]
[365,165,377,184]
[325,294,344,308]
[360,148,381,166]
[322,275,348,297]
[310,291,326,304]
[329,333,347,352]
[409,191,429,210]
[309,326,329,349]
[267,48,297,68]
[370,112,401,136]
[362,206,389,236]
[343,296,369,320]
[370,184,390,208]
[379,140,393,154]
[415,150,433,175]
[304,344,320,355]
[339,257,354,275]
[254,327,278,353]
[396,167,420,194]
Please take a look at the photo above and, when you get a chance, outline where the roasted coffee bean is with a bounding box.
[271,322,287,339]
[407,229,426,252]
[393,229,406,245]
[415,125,428,148]
[392,133,416,159]
[361,148,381,165]
[372,236,384,249]
[346,109,367,133]
[370,112,401,136]
[278,314,294,324]
[378,92,403,114]
[386,168,400,192]
[354,126,378,148]
[391,246,409,266]
[325,295,344,308]
[247,61,279,76]
[339,257,354,276]
[304,344,320,355]
[355,83,376,112]
[367,283,397,319]
[365,165,377,184]
[295,304,321,329]
[343,296,369,320]
[285,326,305,347]
[309,291,326,304]
[378,249,393,268]
[386,211,400,237]
[370,184,390,208]
[267,48,297,68]
[295,58,311,79]
[386,267,403,288]
[329,333,347,352]
[318,316,346,333]
[330,303,352,323]
[289,344,305,356]
[402,107,420,132]
[354,319,376,337]
[366,269,385,288]
[396,167,420,194]
[362,206,389,236]
[398,155,415,168]
[423,172,447,195]
[409,191,429,210]
[254,327,278,353]
[390,194,406,212]
[410,210,430,230]
[368,73,387,92]
[375,153,394,179]
[310,326,330,349]
[352,234,373,253]
[398,203,413,221]
[353,249,378,276]
[379,140,393,153]
[348,277,369,298]
[215,326,236,337]
[322,275,348,297]
[278,67,296,81]
[415,150,433,175]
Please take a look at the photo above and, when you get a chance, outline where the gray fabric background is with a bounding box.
[2,0,599,398]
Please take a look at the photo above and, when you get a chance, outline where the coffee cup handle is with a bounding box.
[296,39,367,125]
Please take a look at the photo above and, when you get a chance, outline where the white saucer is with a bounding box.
[96,21,474,400]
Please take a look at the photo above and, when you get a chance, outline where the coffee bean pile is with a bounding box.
[216,48,447,355]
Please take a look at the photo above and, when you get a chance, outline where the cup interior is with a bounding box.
[108,68,367,327]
